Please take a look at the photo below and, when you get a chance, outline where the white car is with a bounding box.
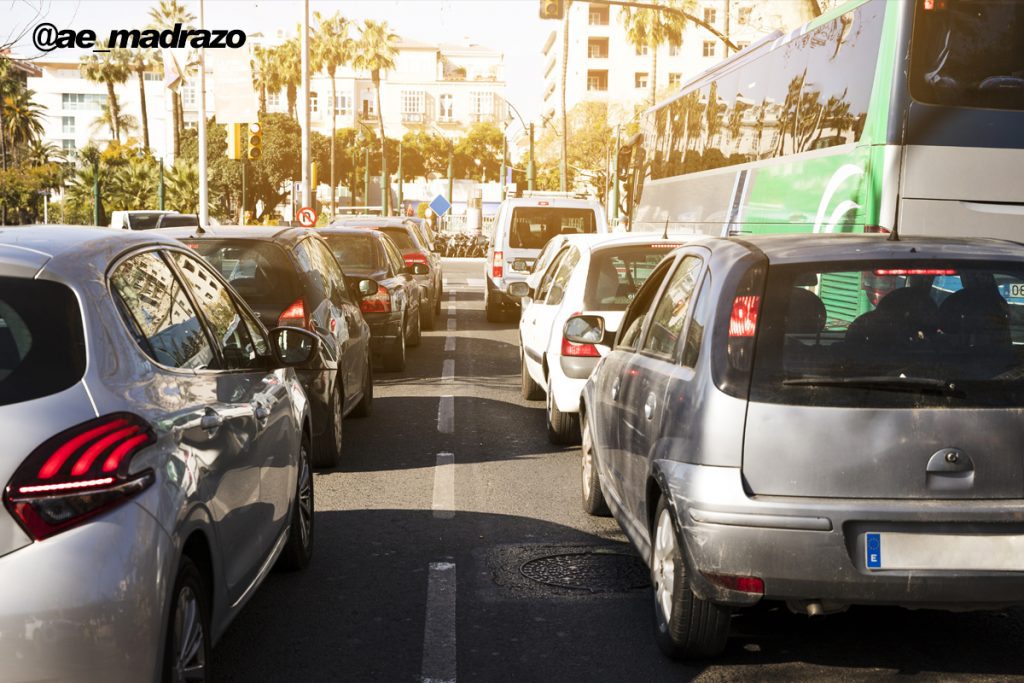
[510,233,686,444]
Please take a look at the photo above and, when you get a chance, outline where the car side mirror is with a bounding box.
[564,314,606,346]
[405,263,429,276]
[507,281,531,299]
[357,278,379,297]
[269,327,320,366]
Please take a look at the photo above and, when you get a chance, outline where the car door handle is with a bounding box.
[611,376,620,400]
[644,392,657,420]
[254,405,271,422]
[200,412,223,431]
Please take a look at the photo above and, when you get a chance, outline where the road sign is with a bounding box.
[429,194,452,217]
[297,206,318,227]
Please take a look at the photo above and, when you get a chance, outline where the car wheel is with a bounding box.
[276,433,315,571]
[421,294,436,331]
[311,377,342,468]
[581,415,610,516]
[408,305,422,347]
[546,376,580,445]
[382,317,407,372]
[163,557,211,683]
[485,290,502,323]
[435,282,443,315]
[351,355,374,418]
[520,348,544,401]
[651,496,731,660]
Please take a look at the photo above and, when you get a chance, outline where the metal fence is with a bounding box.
[440,214,495,235]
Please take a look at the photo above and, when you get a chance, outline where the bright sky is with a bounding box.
[4,0,550,121]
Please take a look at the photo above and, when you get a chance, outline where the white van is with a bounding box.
[484,193,608,321]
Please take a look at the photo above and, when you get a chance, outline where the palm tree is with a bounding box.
[148,0,196,156]
[24,139,65,167]
[127,48,159,152]
[166,159,199,213]
[251,45,274,116]
[0,56,12,171]
[352,20,398,213]
[110,157,158,210]
[620,0,690,106]
[2,87,45,165]
[80,44,131,142]
[272,37,302,121]
[90,96,139,141]
[314,10,354,216]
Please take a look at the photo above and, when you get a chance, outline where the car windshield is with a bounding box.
[156,214,199,228]
[379,227,418,252]
[910,0,1024,110]
[323,234,378,271]
[749,260,1024,408]
[584,245,674,311]
[509,207,597,249]
[185,240,300,312]
[0,277,85,407]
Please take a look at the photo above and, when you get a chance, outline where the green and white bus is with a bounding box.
[620,0,1024,239]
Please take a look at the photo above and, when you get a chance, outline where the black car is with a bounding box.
[161,226,374,468]
[319,227,427,371]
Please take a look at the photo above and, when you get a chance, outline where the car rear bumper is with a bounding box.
[659,462,1024,610]
[547,356,589,413]
[0,501,173,682]
[485,275,520,309]
[364,311,403,350]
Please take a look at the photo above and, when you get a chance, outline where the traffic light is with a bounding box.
[539,0,564,20]
[247,122,262,160]
[225,123,242,160]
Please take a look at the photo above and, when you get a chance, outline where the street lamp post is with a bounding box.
[397,141,403,214]
[528,123,535,191]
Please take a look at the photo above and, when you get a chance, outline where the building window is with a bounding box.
[401,90,425,122]
[587,70,608,92]
[61,139,76,153]
[61,116,75,134]
[143,72,161,81]
[182,84,196,107]
[704,7,717,25]
[587,37,608,59]
[635,72,648,89]
[310,91,318,114]
[588,4,609,25]
[635,45,649,56]
[669,44,680,57]
[737,41,750,51]
[438,93,454,121]
[333,94,352,115]
[268,91,281,108]
[361,96,376,118]
[703,41,716,58]
[61,93,106,110]
[470,91,494,122]
[738,6,752,25]
[668,73,681,87]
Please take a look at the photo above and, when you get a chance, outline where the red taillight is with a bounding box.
[873,268,957,276]
[360,285,392,314]
[278,298,308,328]
[492,250,504,279]
[3,414,156,541]
[729,295,760,338]
[703,572,765,595]
[404,252,429,266]
[561,337,601,358]
[922,0,947,11]
[863,225,891,234]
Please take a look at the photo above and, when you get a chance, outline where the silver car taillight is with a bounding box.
[3,413,155,541]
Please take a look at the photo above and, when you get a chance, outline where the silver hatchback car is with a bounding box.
[0,227,317,682]
[579,234,1024,659]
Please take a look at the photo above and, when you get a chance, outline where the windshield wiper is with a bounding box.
[783,376,964,396]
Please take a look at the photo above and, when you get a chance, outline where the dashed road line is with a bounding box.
[446,318,456,331]
[421,562,457,683]
[442,359,454,382]
[444,336,456,352]
[431,452,455,519]
[437,396,454,434]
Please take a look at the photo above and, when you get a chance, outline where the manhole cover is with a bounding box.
[519,551,649,593]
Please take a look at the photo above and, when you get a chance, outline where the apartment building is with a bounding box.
[540,1,812,126]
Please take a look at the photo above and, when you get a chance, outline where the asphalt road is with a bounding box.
[212,258,1024,683]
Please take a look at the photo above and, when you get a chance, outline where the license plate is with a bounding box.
[864,531,1024,571]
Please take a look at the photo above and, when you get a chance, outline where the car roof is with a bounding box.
[155,225,316,245]
[317,227,385,240]
[560,232,692,254]
[331,217,416,228]
[729,233,1024,264]
[502,197,603,210]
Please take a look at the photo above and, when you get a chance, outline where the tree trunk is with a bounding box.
[106,80,120,142]
[259,84,267,117]
[172,91,181,157]
[137,69,150,152]
[288,84,297,121]
[559,11,569,192]
[374,72,386,214]
[330,70,337,218]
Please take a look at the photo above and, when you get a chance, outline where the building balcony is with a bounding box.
[359,112,379,122]
[469,113,495,124]
[437,116,460,126]
[401,112,426,124]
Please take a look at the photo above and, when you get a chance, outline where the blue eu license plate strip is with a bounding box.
[865,532,882,569]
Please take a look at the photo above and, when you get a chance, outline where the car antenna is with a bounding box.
[887,219,899,242]
[662,217,670,240]
[194,224,206,235]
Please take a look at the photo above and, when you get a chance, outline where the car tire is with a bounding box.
[435,282,443,315]
[351,356,373,418]
[421,292,436,331]
[275,433,314,571]
[382,317,407,372]
[546,376,580,445]
[581,415,610,516]
[485,290,502,323]
[311,378,342,468]
[651,495,731,660]
[163,556,211,683]
[520,349,544,401]
[408,306,422,347]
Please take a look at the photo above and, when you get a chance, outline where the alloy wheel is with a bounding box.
[581,424,594,499]
[171,585,206,682]
[297,444,313,549]
[653,508,677,624]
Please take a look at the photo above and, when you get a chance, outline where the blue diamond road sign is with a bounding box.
[429,194,452,216]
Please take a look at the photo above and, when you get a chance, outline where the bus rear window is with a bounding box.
[748,260,1024,408]
[509,208,596,249]
[910,0,1024,111]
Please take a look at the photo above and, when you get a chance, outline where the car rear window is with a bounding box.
[509,207,597,249]
[748,260,1024,408]
[323,234,378,272]
[584,245,675,311]
[378,227,418,252]
[0,277,85,406]
[127,212,170,230]
[185,240,300,312]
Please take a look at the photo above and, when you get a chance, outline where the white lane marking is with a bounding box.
[466,278,484,288]
[432,452,455,519]
[442,359,455,382]
[447,318,456,331]
[444,336,456,352]
[437,396,454,434]
[421,562,457,683]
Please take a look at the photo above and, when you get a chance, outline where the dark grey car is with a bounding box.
[579,234,1024,659]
